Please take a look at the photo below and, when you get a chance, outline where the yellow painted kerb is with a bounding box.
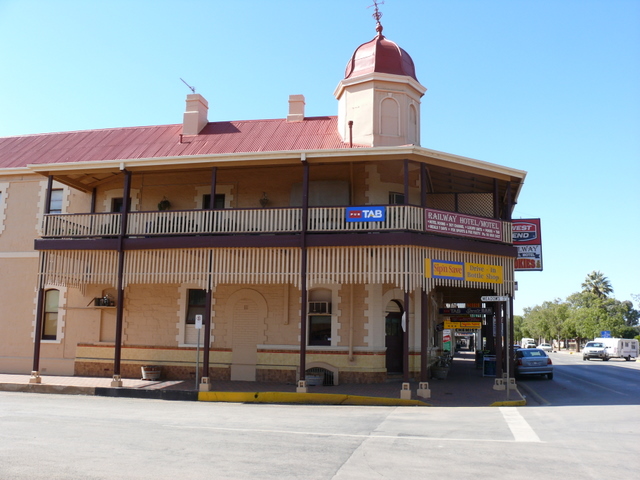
[198,391,429,406]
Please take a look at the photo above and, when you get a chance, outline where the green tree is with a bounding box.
[581,271,613,298]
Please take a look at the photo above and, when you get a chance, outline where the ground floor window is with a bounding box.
[309,315,331,346]
[186,289,207,325]
[42,289,59,340]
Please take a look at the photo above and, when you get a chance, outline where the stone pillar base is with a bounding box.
[507,378,517,390]
[29,371,41,384]
[417,382,431,399]
[493,378,506,391]
[400,382,412,400]
[111,375,123,388]
[199,377,212,392]
[296,380,308,393]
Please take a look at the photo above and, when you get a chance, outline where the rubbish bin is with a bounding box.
[483,355,497,377]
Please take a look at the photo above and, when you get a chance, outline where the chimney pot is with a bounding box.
[287,94,305,122]
[182,93,209,135]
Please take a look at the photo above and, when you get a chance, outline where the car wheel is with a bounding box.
[583,357,588,361]
[547,373,553,380]
[625,356,631,361]
[603,357,609,361]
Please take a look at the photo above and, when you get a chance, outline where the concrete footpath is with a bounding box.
[0,351,525,407]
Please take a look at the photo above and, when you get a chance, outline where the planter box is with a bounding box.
[141,366,161,381]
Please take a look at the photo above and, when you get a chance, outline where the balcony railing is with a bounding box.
[41,206,512,243]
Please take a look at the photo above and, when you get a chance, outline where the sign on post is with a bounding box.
[194,314,203,329]
[481,296,509,302]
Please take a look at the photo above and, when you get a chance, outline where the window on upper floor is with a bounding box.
[202,194,226,209]
[111,197,133,213]
[389,192,405,205]
[49,189,63,214]
[42,289,60,341]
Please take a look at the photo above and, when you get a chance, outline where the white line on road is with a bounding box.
[500,407,541,442]
[166,424,532,443]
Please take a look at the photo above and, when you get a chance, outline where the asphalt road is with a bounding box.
[517,350,640,406]
[1,370,639,480]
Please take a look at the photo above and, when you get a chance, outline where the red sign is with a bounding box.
[513,219,543,271]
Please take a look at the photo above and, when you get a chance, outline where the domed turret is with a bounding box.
[334,20,426,147]
[344,24,418,82]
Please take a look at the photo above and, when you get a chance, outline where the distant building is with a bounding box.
[0,18,525,387]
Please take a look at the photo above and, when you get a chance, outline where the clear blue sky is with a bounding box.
[1,0,638,314]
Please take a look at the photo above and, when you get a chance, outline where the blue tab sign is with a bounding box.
[346,206,386,222]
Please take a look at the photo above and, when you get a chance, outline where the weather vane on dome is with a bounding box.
[368,0,384,33]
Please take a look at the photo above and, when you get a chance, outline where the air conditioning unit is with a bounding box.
[308,301,331,314]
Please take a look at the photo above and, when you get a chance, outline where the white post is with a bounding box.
[195,314,203,390]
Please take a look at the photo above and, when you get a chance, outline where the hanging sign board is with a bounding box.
[439,307,493,315]
[444,321,482,329]
[481,296,509,302]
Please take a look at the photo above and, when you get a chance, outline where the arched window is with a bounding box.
[42,289,60,340]
[408,104,418,145]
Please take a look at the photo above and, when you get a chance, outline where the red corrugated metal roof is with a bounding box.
[0,116,356,169]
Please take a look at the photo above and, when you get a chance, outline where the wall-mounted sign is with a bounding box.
[425,259,503,284]
[425,208,502,241]
[346,206,386,222]
[513,219,543,271]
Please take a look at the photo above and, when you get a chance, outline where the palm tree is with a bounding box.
[581,271,613,298]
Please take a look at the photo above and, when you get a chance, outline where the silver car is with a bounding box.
[538,343,553,352]
[515,348,553,379]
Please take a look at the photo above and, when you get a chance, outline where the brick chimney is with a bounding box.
[286,94,305,122]
[182,93,209,135]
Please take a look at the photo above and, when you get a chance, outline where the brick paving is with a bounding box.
[0,351,524,406]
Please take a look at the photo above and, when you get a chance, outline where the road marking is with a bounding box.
[166,424,523,443]
[560,371,628,395]
[500,407,541,442]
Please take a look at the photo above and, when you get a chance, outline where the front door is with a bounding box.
[385,301,404,374]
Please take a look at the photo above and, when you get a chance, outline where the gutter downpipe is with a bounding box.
[298,154,309,390]
[30,175,53,383]
[112,168,131,387]
[200,167,217,391]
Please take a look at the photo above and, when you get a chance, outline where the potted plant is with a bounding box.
[157,197,171,211]
[431,353,451,380]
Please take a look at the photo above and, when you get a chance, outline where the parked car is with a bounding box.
[538,343,552,352]
[582,341,609,361]
[515,348,553,379]
[525,343,537,348]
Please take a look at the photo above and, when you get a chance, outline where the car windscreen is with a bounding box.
[520,350,546,357]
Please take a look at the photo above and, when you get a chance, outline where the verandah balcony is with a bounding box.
[41,206,513,243]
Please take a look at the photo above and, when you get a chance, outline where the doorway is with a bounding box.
[385,300,404,374]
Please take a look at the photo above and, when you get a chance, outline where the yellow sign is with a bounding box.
[444,321,482,329]
[425,259,503,284]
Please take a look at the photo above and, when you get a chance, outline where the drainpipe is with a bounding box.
[112,169,131,387]
[348,121,353,148]
[299,155,309,383]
